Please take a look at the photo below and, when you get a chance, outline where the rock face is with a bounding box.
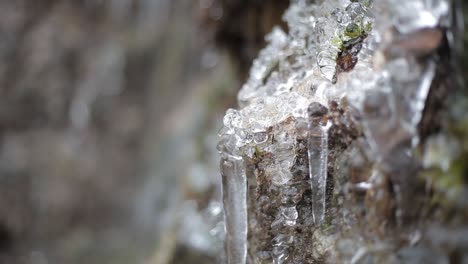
[219,0,465,263]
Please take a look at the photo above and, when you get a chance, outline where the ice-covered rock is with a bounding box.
[218,0,453,262]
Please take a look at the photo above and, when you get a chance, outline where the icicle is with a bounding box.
[220,155,248,264]
[410,61,436,147]
[307,102,330,224]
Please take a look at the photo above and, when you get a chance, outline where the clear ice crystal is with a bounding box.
[272,206,299,228]
[271,234,294,264]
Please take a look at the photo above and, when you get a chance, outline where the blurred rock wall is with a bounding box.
[0,0,288,263]
[0,1,172,263]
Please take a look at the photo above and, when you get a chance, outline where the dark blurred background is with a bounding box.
[0,0,288,263]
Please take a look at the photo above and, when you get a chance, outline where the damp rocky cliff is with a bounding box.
[218,0,468,263]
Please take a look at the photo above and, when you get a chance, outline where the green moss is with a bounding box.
[361,0,373,8]
[451,118,468,149]
[364,21,372,33]
[320,219,333,231]
[422,157,465,205]
[350,0,373,8]
[331,37,344,50]
[344,23,362,38]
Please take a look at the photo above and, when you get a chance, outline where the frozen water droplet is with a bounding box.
[269,160,293,186]
[271,234,293,264]
[254,131,269,144]
[282,206,298,226]
[223,109,243,129]
[345,2,365,20]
